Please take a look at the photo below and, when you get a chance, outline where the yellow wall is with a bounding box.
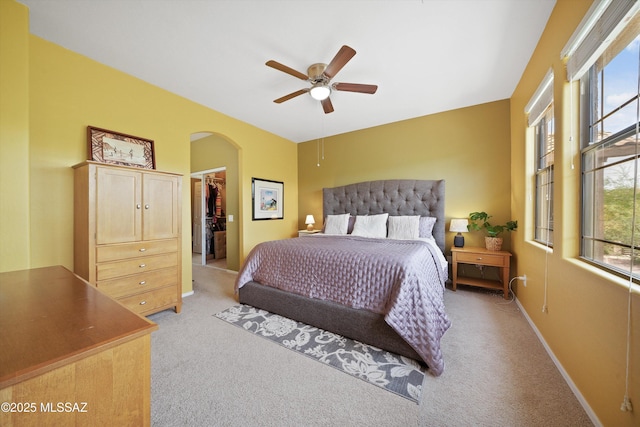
[1,0,299,294]
[510,1,639,426]
[0,0,30,272]
[298,100,513,253]
[191,134,240,271]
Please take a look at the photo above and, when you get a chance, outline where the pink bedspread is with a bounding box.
[235,234,451,375]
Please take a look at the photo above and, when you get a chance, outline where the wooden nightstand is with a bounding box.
[298,230,322,237]
[451,246,512,299]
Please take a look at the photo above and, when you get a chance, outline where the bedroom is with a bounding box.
[1,0,638,426]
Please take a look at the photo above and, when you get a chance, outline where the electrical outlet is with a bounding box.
[516,274,527,287]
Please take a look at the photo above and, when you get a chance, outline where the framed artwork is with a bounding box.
[252,177,284,220]
[88,126,155,169]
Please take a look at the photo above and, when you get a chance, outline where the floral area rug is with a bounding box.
[214,304,425,403]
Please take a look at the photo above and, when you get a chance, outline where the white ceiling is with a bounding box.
[19,0,556,143]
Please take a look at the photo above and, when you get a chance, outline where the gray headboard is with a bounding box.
[322,179,446,251]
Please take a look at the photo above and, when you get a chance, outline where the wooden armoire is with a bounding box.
[73,161,182,316]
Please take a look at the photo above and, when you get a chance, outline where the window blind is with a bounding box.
[525,68,554,127]
[561,0,639,81]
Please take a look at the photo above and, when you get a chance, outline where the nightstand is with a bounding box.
[298,230,322,237]
[451,246,512,299]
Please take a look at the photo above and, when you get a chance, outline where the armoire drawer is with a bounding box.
[118,286,177,315]
[97,253,178,281]
[97,266,178,299]
[96,239,178,263]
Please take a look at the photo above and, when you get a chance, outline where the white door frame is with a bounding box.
[191,167,225,266]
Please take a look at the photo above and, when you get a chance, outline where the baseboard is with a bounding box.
[182,290,194,298]
[514,297,602,427]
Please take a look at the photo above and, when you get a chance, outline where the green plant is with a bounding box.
[467,211,518,237]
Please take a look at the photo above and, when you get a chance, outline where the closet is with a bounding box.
[192,171,226,267]
[73,161,182,316]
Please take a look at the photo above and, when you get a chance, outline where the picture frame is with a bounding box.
[87,126,156,169]
[252,177,284,220]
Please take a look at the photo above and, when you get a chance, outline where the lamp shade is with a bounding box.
[449,219,469,233]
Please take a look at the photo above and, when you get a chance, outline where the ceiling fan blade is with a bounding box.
[333,83,378,94]
[321,97,334,114]
[266,60,308,81]
[274,89,308,104]
[323,45,356,79]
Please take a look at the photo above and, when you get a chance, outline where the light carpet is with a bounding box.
[149,264,594,426]
[215,304,425,403]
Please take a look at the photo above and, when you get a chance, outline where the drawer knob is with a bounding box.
[140,301,146,305]
[136,204,141,209]
[139,248,146,252]
[145,204,150,209]
[139,280,146,285]
[476,257,483,260]
[139,263,146,268]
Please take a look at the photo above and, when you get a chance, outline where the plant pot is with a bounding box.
[485,237,503,251]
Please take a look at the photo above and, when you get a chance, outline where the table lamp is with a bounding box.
[449,219,469,247]
[305,214,316,231]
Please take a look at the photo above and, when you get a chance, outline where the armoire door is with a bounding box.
[143,173,180,240]
[96,167,142,244]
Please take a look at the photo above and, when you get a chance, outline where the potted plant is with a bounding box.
[467,211,518,251]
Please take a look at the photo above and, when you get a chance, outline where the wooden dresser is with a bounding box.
[0,266,157,426]
[73,161,182,316]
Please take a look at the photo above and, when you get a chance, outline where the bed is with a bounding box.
[236,179,450,376]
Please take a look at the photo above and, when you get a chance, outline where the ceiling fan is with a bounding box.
[266,45,378,114]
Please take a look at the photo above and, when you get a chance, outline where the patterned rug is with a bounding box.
[214,304,425,403]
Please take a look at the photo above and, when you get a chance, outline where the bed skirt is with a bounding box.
[238,281,424,364]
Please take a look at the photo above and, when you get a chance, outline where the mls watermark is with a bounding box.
[1,402,88,413]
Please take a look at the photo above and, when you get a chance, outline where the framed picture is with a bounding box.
[252,177,284,220]
[88,126,155,169]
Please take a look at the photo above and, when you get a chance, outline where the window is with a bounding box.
[526,70,554,246]
[534,105,554,246]
[580,13,639,279]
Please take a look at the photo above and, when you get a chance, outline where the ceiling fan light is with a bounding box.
[309,84,331,101]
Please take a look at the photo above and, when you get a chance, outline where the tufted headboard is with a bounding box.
[322,179,446,252]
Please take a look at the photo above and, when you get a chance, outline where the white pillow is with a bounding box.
[323,214,350,235]
[388,215,420,240]
[419,216,437,238]
[351,214,389,238]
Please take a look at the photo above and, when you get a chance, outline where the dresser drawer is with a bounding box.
[118,286,177,315]
[97,266,178,299]
[96,253,178,281]
[96,239,178,263]
[455,252,506,267]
